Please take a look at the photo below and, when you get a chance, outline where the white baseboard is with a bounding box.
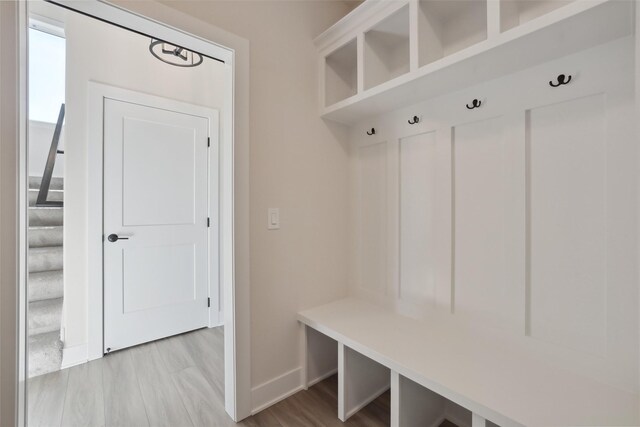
[345,384,390,419]
[61,343,88,369]
[307,367,337,388]
[251,367,303,414]
[428,415,448,427]
[208,310,223,328]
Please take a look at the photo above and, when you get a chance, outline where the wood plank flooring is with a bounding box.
[27,327,451,426]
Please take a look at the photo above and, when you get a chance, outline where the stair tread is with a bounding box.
[29,297,63,336]
[30,246,64,253]
[29,188,63,192]
[29,226,63,248]
[28,330,63,378]
[29,206,64,210]
[29,207,63,227]
[29,176,64,191]
[28,246,63,273]
[29,270,63,302]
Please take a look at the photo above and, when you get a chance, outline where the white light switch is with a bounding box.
[267,208,280,230]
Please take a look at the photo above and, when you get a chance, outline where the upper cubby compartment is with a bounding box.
[500,0,576,32]
[325,39,358,106]
[364,5,411,90]
[314,0,633,123]
[418,0,487,67]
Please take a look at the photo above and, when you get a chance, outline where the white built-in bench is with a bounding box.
[298,298,639,427]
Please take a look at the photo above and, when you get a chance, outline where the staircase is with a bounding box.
[28,176,64,378]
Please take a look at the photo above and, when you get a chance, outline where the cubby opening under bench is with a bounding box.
[298,298,638,427]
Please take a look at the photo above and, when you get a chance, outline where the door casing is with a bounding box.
[10,1,252,424]
[98,88,221,353]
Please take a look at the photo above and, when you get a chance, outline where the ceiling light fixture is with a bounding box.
[149,39,203,68]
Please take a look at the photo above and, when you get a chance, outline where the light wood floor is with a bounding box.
[28,327,452,427]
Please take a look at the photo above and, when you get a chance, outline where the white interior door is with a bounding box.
[104,97,210,353]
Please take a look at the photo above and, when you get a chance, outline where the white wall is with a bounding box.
[28,120,63,178]
[62,9,227,348]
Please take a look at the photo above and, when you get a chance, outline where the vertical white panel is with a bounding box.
[338,342,346,421]
[358,142,387,295]
[390,371,400,427]
[528,94,607,356]
[453,116,524,332]
[399,132,438,304]
[472,413,487,427]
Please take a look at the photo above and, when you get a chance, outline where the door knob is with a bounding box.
[107,234,129,242]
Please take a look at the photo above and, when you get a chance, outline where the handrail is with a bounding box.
[36,104,65,207]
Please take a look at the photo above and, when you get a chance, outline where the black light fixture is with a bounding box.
[149,39,203,68]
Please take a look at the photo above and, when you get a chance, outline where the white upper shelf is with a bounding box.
[315,0,634,124]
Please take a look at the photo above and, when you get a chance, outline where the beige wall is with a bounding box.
[62,8,227,348]
[0,2,20,425]
[150,0,355,391]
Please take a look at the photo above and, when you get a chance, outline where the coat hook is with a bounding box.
[366,128,376,136]
[466,99,482,110]
[408,115,420,125]
[549,74,572,87]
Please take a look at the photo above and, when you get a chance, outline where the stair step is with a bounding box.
[29,270,63,302]
[28,330,62,378]
[28,189,63,207]
[29,298,63,336]
[29,207,63,227]
[29,246,63,273]
[29,176,63,191]
[29,226,63,248]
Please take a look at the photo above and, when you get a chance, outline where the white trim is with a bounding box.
[250,367,304,415]
[307,367,338,388]
[208,102,222,329]
[428,415,448,427]
[29,15,65,39]
[345,384,390,419]
[49,0,232,63]
[60,344,87,370]
[18,2,30,426]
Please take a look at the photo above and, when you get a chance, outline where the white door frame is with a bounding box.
[11,0,252,424]
[89,84,221,355]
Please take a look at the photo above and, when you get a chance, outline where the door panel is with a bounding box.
[122,117,197,226]
[453,115,525,332]
[104,98,209,352]
[358,142,388,295]
[122,243,196,313]
[528,94,607,356]
[399,132,438,304]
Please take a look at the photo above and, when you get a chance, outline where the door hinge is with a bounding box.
[207,137,210,147]
[207,297,211,308]
[207,217,210,227]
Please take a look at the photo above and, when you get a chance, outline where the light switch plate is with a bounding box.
[267,208,280,230]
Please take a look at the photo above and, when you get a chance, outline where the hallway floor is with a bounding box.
[27,326,396,427]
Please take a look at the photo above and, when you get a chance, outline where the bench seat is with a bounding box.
[298,298,638,427]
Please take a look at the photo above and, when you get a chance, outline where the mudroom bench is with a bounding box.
[298,298,638,427]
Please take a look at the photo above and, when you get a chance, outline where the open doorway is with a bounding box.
[25,1,234,424]
[26,11,65,379]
